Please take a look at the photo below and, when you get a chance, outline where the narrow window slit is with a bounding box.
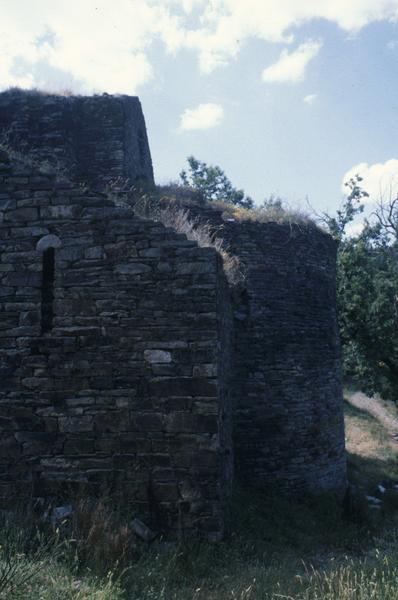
[41,247,55,333]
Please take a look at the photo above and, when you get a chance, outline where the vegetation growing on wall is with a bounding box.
[210,196,313,227]
[176,156,316,228]
[158,205,244,285]
[180,156,254,209]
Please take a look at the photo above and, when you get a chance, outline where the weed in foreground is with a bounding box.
[0,527,49,598]
[0,393,397,598]
[65,496,137,574]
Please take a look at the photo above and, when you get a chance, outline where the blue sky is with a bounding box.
[2,0,398,227]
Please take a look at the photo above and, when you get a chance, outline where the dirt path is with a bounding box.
[348,391,398,435]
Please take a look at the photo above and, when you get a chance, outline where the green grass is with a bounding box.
[344,393,398,490]
[122,485,392,600]
[1,491,397,600]
[3,561,123,600]
[1,393,398,599]
[0,518,123,599]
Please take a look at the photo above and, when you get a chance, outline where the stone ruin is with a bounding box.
[0,89,347,540]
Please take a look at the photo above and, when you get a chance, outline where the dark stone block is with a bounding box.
[95,411,130,433]
[59,416,93,433]
[16,432,61,455]
[152,483,179,502]
[0,435,20,458]
[149,378,217,398]
[132,413,164,431]
[64,436,95,454]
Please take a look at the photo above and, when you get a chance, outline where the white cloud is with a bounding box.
[262,41,322,83]
[303,93,318,104]
[345,220,366,237]
[1,0,398,91]
[180,103,224,130]
[0,0,175,93]
[387,39,398,49]
[342,159,398,203]
[174,0,398,74]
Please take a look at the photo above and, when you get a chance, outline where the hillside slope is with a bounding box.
[345,390,398,492]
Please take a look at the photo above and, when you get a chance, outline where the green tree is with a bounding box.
[327,178,398,402]
[320,175,367,240]
[180,156,254,209]
[338,229,398,401]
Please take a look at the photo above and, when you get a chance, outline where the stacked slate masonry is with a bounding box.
[0,152,232,539]
[162,198,347,493]
[0,90,347,539]
[226,222,346,492]
[0,89,154,190]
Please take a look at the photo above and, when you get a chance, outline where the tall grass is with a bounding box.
[68,497,136,573]
[0,518,54,598]
[209,198,314,228]
[156,183,315,228]
[0,500,130,599]
[159,205,244,284]
[0,510,122,598]
[293,556,398,600]
[0,487,397,599]
[0,397,396,598]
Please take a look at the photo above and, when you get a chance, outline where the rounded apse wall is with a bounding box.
[221,220,347,495]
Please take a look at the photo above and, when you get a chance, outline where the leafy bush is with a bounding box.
[180,156,254,209]
[319,174,398,403]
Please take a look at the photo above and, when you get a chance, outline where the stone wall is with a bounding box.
[162,198,347,494]
[226,221,346,493]
[0,91,347,539]
[0,90,154,189]
[0,151,232,539]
